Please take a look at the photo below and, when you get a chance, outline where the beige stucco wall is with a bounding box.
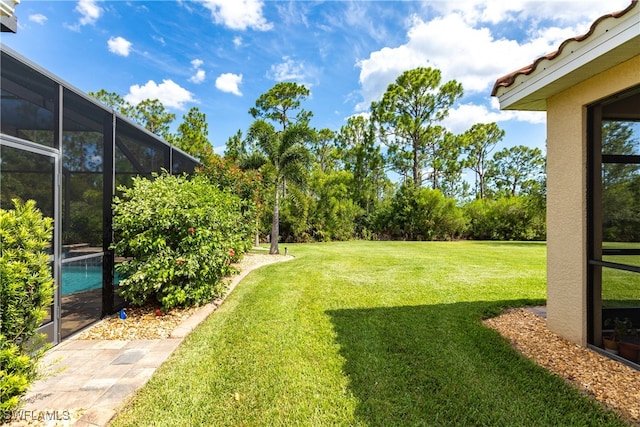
[546,55,640,345]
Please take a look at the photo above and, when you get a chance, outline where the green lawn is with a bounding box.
[112,241,628,426]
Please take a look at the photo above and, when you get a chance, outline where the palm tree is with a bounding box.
[245,82,313,255]
[247,120,311,254]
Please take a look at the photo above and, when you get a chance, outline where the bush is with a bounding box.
[279,186,315,243]
[463,196,546,240]
[198,155,266,245]
[0,199,54,414]
[0,337,32,414]
[310,171,363,241]
[373,183,465,240]
[112,172,250,310]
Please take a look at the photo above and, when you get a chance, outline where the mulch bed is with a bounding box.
[485,309,640,425]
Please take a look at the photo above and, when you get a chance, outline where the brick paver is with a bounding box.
[9,253,292,426]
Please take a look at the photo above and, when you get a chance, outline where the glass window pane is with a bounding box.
[61,256,103,338]
[602,121,640,156]
[62,89,106,253]
[115,118,168,176]
[602,267,640,308]
[0,144,56,325]
[0,144,55,216]
[172,148,198,175]
[601,163,640,244]
[0,52,57,147]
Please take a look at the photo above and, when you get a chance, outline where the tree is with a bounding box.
[374,183,464,240]
[134,99,176,141]
[371,67,463,186]
[88,90,175,141]
[336,115,387,216]
[310,128,338,173]
[88,89,136,117]
[224,130,245,162]
[199,154,266,248]
[463,196,546,240]
[247,120,311,253]
[423,125,465,198]
[247,82,313,254]
[309,170,361,241]
[601,121,640,242]
[462,123,505,199]
[173,107,214,166]
[488,145,545,197]
[249,82,312,129]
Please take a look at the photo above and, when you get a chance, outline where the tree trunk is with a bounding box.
[254,217,260,248]
[413,142,420,186]
[270,181,280,254]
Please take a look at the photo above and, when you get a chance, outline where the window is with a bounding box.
[589,87,640,364]
[0,53,58,147]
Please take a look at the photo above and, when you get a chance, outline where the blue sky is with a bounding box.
[2,0,632,155]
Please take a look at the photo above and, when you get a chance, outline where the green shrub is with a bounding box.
[279,186,315,243]
[0,337,32,414]
[112,172,250,310]
[198,155,266,246]
[463,196,546,240]
[373,183,465,240]
[310,171,363,241]
[0,199,54,414]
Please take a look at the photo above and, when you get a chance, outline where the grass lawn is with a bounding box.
[112,241,628,426]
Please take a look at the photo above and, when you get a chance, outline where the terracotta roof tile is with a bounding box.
[491,1,638,97]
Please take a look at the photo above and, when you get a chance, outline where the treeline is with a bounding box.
[90,67,547,251]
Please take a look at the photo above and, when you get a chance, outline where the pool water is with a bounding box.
[61,266,121,296]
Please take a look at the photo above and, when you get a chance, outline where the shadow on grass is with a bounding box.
[327,300,627,427]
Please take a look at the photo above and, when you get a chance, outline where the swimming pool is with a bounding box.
[61,266,121,296]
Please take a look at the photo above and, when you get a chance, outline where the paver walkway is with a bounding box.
[9,253,292,427]
[18,338,183,426]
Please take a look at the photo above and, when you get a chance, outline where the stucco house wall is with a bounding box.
[546,55,640,345]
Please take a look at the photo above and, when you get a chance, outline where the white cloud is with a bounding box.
[153,35,166,46]
[107,36,132,57]
[201,0,272,31]
[29,14,47,24]
[188,59,206,84]
[268,56,317,87]
[355,1,633,118]
[64,0,102,31]
[124,80,195,110]
[442,102,545,134]
[189,69,206,84]
[215,73,243,96]
[356,13,563,111]
[233,36,243,48]
[75,0,102,26]
[428,0,631,25]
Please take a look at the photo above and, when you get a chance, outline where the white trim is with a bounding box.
[496,6,640,111]
[0,135,58,156]
[0,0,19,17]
